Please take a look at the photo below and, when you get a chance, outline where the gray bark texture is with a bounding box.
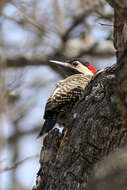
[86,147,127,190]
[33,1,127,189]
[33,45,127,189]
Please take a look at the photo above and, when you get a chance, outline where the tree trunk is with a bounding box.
[33,46,127,189]
[86,146,127,190]
[33,1,127,189]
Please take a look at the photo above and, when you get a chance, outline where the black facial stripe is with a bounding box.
[66,58,89,68]
[68,67,81,74]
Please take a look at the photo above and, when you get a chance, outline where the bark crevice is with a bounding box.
[33,49,127,189]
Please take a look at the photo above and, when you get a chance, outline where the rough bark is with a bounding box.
[106,0,127,58]
[106,0,127,18]
[33,1,127,189]
[33,44,127,189]
[86,146,127,190]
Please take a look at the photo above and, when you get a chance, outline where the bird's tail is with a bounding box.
[37,119,56,138]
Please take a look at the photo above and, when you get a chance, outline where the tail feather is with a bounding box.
[37,119,56,138]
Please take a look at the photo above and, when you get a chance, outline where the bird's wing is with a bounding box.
[44,74,92,119]
[44,85,83,119]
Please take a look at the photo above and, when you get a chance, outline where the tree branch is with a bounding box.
[106,0,127,18]
[0,154,39,173]
[106,0,127,58]
[115,42,127,121]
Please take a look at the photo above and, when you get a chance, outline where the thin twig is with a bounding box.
[0,154,39,173]
[98,23,113,27]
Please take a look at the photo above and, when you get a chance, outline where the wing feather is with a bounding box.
[44,74,92,119]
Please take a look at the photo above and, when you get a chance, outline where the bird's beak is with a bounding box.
[50,60,72,69]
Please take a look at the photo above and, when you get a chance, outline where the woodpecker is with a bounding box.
[38,59,96,137]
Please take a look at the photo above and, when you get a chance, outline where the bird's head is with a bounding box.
[50,58,96,76]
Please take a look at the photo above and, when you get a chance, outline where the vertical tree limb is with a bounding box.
[33,1,127,189]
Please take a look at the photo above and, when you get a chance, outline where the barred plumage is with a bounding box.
[38,59,96,137]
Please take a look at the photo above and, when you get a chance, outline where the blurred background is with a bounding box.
[0,0,115,190]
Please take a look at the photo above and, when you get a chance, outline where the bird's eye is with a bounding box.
[72,61,78,67]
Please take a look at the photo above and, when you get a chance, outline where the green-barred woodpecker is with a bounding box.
[38,59,96,137]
